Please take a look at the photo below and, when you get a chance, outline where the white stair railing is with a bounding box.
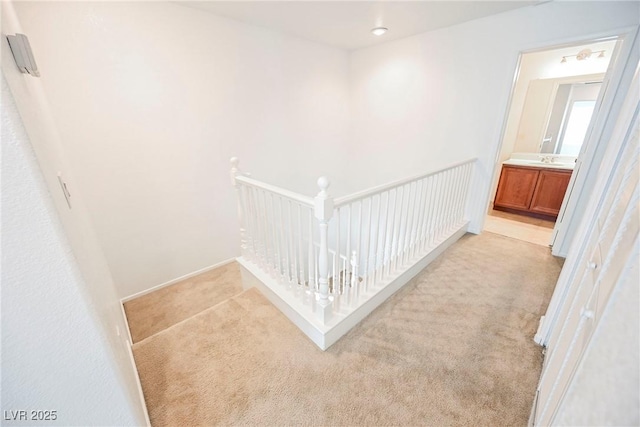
[231,157,476,347]
[330,159,474,297]
[231,158,316,294]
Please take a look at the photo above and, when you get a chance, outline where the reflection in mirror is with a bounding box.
[541,82,602,155]
[504,39,616,159]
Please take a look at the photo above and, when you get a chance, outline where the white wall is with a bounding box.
[1,3,147,423]
[10,1,350,298]
[1,75,143,426]
[7,1,639,296]
[348,1,639,232]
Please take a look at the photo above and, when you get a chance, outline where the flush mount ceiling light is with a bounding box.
[560,48,606,64]
[371,27,388,36]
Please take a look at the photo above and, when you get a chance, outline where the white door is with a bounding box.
[531,71,639,425]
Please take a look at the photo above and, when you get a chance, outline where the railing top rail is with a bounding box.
[236,175,314,207]
[333,158,477,207]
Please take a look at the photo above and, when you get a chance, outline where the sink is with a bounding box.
[503,154,576,170]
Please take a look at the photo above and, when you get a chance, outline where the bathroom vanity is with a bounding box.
[494,156,574,220]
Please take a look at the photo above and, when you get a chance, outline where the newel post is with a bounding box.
[230,157,246,256]
[314,176,334,323]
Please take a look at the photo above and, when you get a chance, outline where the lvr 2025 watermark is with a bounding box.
[3,410,57,421]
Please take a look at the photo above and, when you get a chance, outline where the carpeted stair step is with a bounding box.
[131,287,269,351]
[124,261,245,343]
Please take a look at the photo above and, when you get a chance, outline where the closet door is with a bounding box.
[531,86,639,426]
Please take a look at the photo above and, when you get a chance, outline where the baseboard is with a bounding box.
[238,222,469,351]
[119,303,151,427]
[120,258,235,303]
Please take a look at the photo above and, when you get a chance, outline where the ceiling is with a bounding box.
[176,1,541,50]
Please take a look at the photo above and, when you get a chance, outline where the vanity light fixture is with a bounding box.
[371,27,388,36]
[560,48,605,64]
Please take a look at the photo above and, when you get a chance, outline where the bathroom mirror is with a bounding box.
[512,74,605,155]
[540,81,602,155]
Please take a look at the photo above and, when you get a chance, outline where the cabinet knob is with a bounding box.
[580,307,595,319]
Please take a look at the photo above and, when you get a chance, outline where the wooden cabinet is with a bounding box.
[530,170,572,216]
[494,165,572,219]
[494,167,540,211]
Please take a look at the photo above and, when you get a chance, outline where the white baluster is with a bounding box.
[401,183,412,266]
[364,197,374,292]
[335,207,341,291]
[445,169,454,231]
[385,189,397,277]
[454,166,464,225]
[378,192,390,282]
[230,157,247,258]
[297,203,304,287]
[357,201,363,279]
[409,181,421,260]
[408,182,418,262]
[371,195,381,287]
[289,201,297,286]
[260,190,270,268]
[269,193,280,275]
[314,176,333,323]
[415,178,428,256]
[389,187,404,271]
[350,250,359,303]
[308,207,315,293]
[269,194,277,276]
[332,252,337,299]
[464,163,473,220]
[434,172,445,243]
[266,192,275,275]
[281,197,291,283]
[346,205,352,283]
[442,170,453,232]
[246,186,256,261]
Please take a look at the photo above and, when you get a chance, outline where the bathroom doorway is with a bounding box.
[485,38,618,248]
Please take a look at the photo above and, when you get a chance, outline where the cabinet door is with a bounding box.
[529,170,572,217]
[494,166,540,211]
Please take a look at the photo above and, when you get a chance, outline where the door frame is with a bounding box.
[551,27,639,257]
[531,66,639,425]
[534,27,639,348]
[483,25,639,350]
[482,26,640,237]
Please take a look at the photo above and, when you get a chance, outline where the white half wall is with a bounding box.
[10,1,350,298]
[348,1,640,233]
[1,74,144,426]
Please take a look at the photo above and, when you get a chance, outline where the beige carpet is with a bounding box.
[132,232,562,426]
[124,262,243,343]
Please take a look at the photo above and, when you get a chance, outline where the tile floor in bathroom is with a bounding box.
[484,209,555,247]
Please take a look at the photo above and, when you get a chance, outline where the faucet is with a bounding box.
[538,155,558,164]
